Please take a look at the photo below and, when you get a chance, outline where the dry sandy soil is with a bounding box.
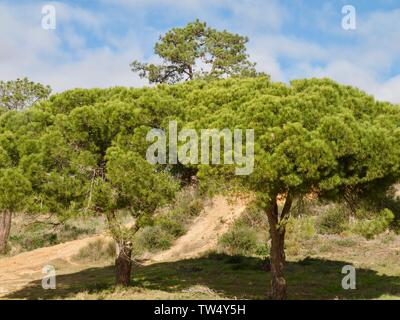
[0,196,246,297]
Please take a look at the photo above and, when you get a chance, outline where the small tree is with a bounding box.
[41,98,178,286]
[0,89,52,254]
[131,20,258,84]
[0,169,31,253]
[91,147,177,285]
[0,78,51,111]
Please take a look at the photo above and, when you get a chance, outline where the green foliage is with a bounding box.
[135,187,205,251]
[91,147,178,216]
[34,92,181,243]
[0,76,399,270]
[10,231,58,252]
[285,215,317,256]
[9,215,104,254]
[131,20,259,84]
[352,209,395,239]
[190,78,400,218]
[255,243,270,257]
[218,200,268,257]
[317,205,349,235]
[73,239,116,262]
[44,88,109,115]
[238,203,268,230]
[0,168,32,212]
[219,225,258,256]
[288,215,316,240]
[135,226,174,251]
[0,78,51,111]
[353,185,400,233]
[333,238,357,247]
[155,216,186,238]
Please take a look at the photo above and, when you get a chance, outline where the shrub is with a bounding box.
[255,243,269,257]
[187,198,204,217]
[285,216,316,257]
[239,203,268,230]
[73,239,116,262]
[131,186,205,254]
[317,205,349,234]
[9,215,104,255]
[334,238,357,247]
[382,198,400,233]
[135,226,174,251]
[286,215,316,241]
[155,214,186,237]
[219,225,258,256]
[352,208,395,239]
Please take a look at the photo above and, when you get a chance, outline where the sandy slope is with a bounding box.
[150,195,247,263]
[0,196,245,297]
[0,234,108,295]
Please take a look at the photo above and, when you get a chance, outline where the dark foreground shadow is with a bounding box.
[5,255,400,300]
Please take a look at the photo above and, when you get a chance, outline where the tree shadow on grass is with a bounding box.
[5,255,400,300]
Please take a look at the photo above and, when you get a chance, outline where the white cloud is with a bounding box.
[0,1,399,104]
[308,60,378,92]
[293,60,400,104]
[375,75,400,103]
[34,47,146,91]
[0,2,146,91]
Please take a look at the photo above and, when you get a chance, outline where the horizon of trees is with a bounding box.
[1,75,399,299]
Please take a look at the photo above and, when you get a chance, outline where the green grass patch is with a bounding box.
[4,254,400,300]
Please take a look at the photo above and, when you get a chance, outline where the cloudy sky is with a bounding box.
[1,0,399,103]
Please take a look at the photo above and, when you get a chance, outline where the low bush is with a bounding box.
[219,225,258,256]
[8,215,105,255]
[317,205,349,235]
[284,215,317,256]
[238,203,268,230]
[135,226,174,251]
[351,209,395,239]
[154,214,186,237]
[134,186,205,252]
[73,239,116,262]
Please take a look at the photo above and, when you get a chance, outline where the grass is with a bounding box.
[72,239,116,263]
[3,253,400,300]
[2,196,399,300]
[6,214,106,256]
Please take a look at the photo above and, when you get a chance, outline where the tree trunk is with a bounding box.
[266,194,293,300]
[269,221,286,300]
[0,211,12,254]
[115,240,133,286]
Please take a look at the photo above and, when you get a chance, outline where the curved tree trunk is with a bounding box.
[265,194,293,300]
[269,222,286,299]
[115,240,133,286]
[106,211,134,287]
[0,211,12,254]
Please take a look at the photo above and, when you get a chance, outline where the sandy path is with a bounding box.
[0,234,108,295]
[0,196,246,297]
[150,195,247,263]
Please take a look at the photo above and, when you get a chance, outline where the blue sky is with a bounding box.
[1,0,399,103]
